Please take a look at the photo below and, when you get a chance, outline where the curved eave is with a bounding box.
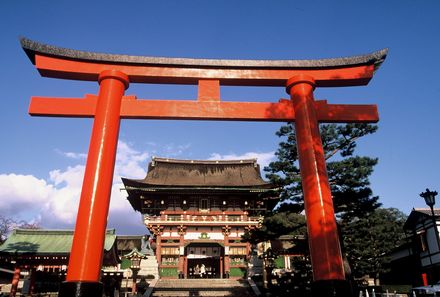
[125,186,277,193]
[0,251,69,256]
[21,37,387,71]
[122,247,147,259]
[121,177,276,191]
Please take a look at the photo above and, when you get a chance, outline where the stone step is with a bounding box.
[152,279,254,297]
[152,288,252,295]
[155,279,245,288]
[138,257,159,279]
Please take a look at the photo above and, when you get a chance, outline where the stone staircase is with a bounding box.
[138,256,159,279]
[151,279,256,297]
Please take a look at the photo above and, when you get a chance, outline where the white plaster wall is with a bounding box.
[163,231,180,237]
[184,232,224,240]
[416,218,440,267]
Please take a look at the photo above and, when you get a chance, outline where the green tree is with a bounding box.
[242,203,307,244]
[341,208,407,284]
[243,123,384,287]
[264,123,381,221]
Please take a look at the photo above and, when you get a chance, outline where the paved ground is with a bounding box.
[150,278,256,297]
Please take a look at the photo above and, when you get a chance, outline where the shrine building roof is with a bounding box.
[122,157,274,189]
[0,229,117,255]
[404,208,440,230]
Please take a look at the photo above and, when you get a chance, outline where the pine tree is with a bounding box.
[341,208,407,284]
[264,123,381,221]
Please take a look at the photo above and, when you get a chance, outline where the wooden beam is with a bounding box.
[29,96,378,123]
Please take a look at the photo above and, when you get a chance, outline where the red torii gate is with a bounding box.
[21,38,387,297]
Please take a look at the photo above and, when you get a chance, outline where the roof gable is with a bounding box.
[404,208,440,230]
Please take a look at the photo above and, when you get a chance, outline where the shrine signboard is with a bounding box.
[21,38,386,297]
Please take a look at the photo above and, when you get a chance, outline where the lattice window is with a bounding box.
[229,247,247,255]
[161,247,180,255]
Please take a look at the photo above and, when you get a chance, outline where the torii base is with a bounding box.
[311,279,353,297]
[58,281,103,297]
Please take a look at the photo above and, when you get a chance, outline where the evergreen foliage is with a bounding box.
[244,123,407,283]
[242,203,307,244]
[264,123,381,221]
[341,207,408,283]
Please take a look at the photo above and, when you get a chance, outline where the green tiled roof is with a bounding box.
[0,229,117,255]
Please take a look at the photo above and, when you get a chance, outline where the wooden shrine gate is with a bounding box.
[21,38,387,297]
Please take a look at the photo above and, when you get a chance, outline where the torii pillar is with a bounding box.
[287,75,347,294]
[21,37,387,297]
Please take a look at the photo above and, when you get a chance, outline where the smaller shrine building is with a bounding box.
[122,157,279,278]
[0,229,121,295]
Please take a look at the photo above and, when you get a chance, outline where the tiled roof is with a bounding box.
[0,229,116,255]
[412,208,440,216]
[116,235,142,251]
[123,157,273,188]
[404,208,440,230]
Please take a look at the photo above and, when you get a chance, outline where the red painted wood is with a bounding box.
[287,75,345,281]
[24,45,383,285]
[34,54,375,87]
[422,273,428,286]
[65,70,128,282]
[10,267,20,297]
[198,79,220,101]
[29,96,378,123]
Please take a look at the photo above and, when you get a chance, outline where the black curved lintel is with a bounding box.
[20,37,387,71]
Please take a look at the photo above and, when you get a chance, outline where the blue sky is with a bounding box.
[0,1,439,234]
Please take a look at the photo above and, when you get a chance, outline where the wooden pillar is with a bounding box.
[422,273,428,286]
[179,234,185,277]
[131,271,137,293]
[219,256,223,279]
[183,255,188,278]
[156,234,162,268]
[9,267,20,297]
[223,231,230,278]
[59,70,129,297]
[29,267,36,295]
[287,75,351,296]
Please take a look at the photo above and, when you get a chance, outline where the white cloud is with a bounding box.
[0,140,148,233]
[162,143,191,157]
[55,149,87,160]
[49,165,85,188]
[208,151,275,171]
[0,174,53,217]
[0,141,274,234]
[115,141,149,179]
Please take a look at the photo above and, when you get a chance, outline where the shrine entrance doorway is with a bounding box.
[186,243,223,278]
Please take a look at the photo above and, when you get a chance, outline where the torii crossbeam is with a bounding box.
[21,38,387,297]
